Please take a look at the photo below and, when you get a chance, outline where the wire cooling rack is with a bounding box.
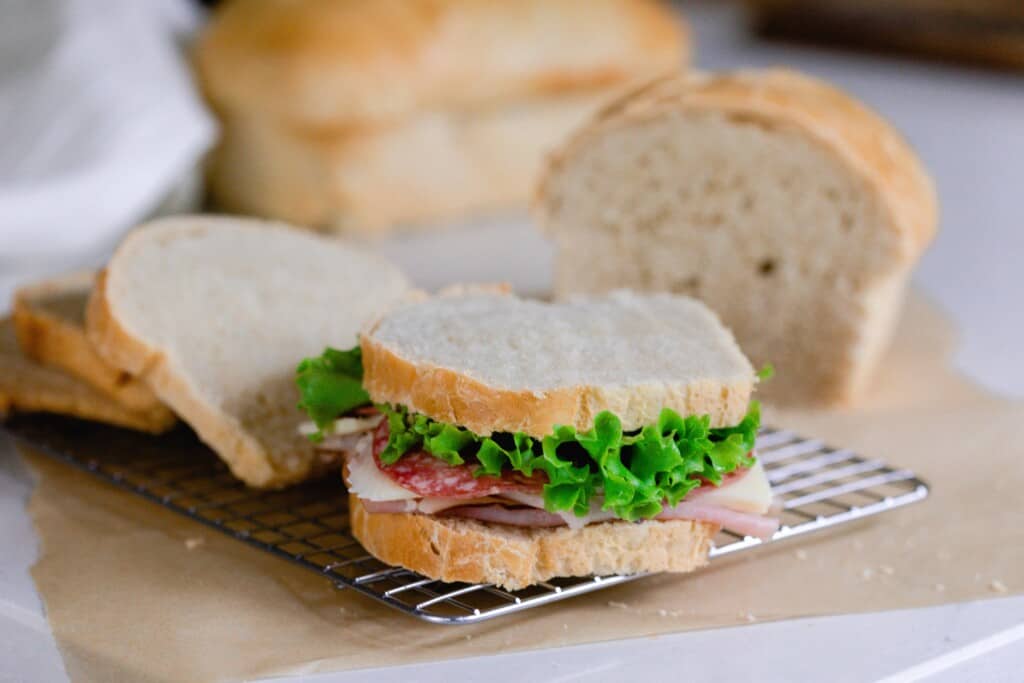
[3,413,928,625]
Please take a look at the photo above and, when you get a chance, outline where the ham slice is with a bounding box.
[655,501,779,538]
[444,500,778,539]
[443,505,569,528]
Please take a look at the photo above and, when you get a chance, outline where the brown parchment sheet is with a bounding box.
[20,292,1024,682]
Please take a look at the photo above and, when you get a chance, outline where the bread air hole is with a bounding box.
[841,211,854,232]
[671,275,701,294]
[758,259,777,277]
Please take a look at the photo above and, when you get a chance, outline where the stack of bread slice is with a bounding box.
[3,272,176,433]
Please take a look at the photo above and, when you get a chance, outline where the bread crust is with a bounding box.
[349,494,716,590]
[538,69,937,256]
[12,272,174,423]
[195,0,687,128]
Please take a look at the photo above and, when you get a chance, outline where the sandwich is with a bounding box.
[297,290,777,589]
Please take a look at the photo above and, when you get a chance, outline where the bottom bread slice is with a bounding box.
[349,494,718,590]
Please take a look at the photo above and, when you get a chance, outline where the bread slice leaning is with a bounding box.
[0,317,172,433]
[537,69,938,406]
[86,216,409,488]
[361,290,755,437]
[13,272,175,429]
[349,494,716,590]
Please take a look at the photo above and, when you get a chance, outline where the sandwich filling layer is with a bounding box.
[297,346,778,537]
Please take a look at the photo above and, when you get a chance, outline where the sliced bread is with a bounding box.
[0,317,173,433]
[13,272,175,426]
[86,216,410,488]
[349,494,716,590]
[536,69,938,405]
[361,290,755,437]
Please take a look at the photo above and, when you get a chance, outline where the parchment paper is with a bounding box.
[21,292,1024,682]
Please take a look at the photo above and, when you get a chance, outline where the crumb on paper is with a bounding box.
[880,565,895,576]
[935,583,946,593]
[563,623,569,631]
[657,609,668,617]
[861,568,874,581]
[607,601,629,610]
[739,612,756,623]
[794,549,808,561]
[990,579,1008,593]
[184,537,204,550]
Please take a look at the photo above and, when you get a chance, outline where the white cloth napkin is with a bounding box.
[0,0,216,309]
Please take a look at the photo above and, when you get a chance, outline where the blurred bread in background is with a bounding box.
[195,0,688,235]
[13,272,175,427]
[537,69,937,406]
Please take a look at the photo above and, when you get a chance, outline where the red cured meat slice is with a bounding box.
[372,420,546,498]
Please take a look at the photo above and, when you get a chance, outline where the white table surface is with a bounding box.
[2,2,1023,681]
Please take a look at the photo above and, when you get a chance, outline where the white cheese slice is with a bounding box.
[344,436,418,501]
[697,459,772,514]
[298,414,383,437]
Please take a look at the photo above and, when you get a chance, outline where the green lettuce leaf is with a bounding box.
[295,347,371,440]
[377,401,761,522]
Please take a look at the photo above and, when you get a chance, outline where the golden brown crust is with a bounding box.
[349,494,716,590]
[360,325,753,438]
[195,0,687,128]
[538,68,938,257]
[86,270,285,487]
[0,317,173,434]
[12,272,174,422]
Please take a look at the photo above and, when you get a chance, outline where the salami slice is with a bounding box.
[372,420,546,498]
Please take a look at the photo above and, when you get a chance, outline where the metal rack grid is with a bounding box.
[3,413,928,625]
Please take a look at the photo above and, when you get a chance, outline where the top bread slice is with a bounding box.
[86,216,409,488]
[12,272,175,429]
[536,69,938,405]
[0,317,172,433]
[195,0,687,128]
[361,290,755,437]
